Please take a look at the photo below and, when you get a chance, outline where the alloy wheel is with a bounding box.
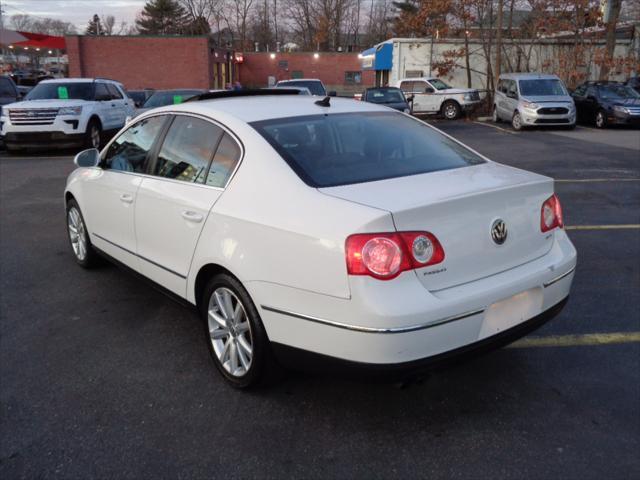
[67,207,87,261]
[492,106,499,122]
[595,112,605,128]
[512,112,522,130]
[207,287,253,377]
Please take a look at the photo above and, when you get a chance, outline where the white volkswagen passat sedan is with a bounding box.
[65,91,577,387]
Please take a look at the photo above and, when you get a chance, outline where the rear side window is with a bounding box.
[251,112,485,188]
[103,116,167,173]
[153,116,223,183]
[205,133,241,188]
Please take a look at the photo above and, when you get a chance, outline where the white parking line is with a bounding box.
[472,121,518,134]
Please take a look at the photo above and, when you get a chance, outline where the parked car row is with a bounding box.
[492,73,640,130]
[0,77,214,153]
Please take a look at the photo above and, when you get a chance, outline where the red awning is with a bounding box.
[11,31,66,50]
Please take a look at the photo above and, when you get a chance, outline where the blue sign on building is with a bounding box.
[360,42,393,71]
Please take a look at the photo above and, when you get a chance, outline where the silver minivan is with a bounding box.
[493,73,576,130]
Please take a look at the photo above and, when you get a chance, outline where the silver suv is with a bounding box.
[493,73,575,130]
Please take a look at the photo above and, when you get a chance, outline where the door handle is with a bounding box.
[111,103,116,107]
[181,210,203,223]
[119,193,134,204]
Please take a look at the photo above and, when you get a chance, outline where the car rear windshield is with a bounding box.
[278,81,325,96]
[251,112,485,188]
[366,89,405,103]
[143,90,204,108]
[26,82,94,101]
[519,79,566,96]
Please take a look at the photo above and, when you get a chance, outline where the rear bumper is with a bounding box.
[272,295,568,379]
[254,229,577,366]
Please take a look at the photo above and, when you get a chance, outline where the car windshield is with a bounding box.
[519,79,567,96]
[366,89,405,104]
[251,112,485,188]
[142,90,203,108]
[429,79,451,90]
[598,85,639,99]
[25,82,94,101]
[277,81,326,96]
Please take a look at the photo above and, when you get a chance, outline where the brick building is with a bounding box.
[65,35,239,90]
[239,52,374,95]
[65,35,375,95]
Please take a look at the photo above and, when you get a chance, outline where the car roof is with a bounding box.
[499,73,560,80]
[149,95,388,123]
[38,78,112,84]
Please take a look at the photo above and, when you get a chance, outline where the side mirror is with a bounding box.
[424,87,434,94]
[586,95,596,102]
[407,95,415,102]
[328,91,337,97]
[74,148,100,168]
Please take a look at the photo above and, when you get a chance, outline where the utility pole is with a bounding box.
[495,0,504,81]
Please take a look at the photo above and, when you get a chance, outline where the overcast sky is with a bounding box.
[2,0,146,30]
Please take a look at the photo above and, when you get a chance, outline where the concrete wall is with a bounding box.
[389,35,638,91]
[66,35,213,90]
[240,52,375,95]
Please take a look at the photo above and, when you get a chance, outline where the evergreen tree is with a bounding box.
[135,0,188,35]
[85,14,103,35]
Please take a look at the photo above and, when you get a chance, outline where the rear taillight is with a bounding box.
[346,232,445,280]
[541,194,564,232]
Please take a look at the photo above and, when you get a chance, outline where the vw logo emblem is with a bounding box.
[491,219,508,245]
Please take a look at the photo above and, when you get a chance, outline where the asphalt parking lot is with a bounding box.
[1,122,638,479]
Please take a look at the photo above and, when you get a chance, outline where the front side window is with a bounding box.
[103,116,167,173]
[598,85,639,100]
[519,79,567,97]
[25,82,93,101]
[153,116,223,183]
[507,81,518,97]
[95,83,111,101]
[106,84,123,99]
[429,79,451,90]
[252,112,485,188]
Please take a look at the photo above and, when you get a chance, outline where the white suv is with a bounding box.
[1,78,134,152]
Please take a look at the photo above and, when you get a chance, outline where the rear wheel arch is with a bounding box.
[195,263,238,309]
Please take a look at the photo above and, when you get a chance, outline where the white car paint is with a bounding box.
[65,95,576,372]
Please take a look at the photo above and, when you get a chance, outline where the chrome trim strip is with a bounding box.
[543,266,576,288]
[93,233,187,279]
[260,305,485,334]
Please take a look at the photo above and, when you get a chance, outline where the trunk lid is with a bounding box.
[320,162,555,291]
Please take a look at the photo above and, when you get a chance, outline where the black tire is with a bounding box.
[85,119,102,149]
[511,111,523,131]
[66,198,100,268]
[200,273,279,388]
[442,100,461,120]
[595,110,607,129]
[492,105,501,123]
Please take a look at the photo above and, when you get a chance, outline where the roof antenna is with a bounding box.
[314,96,331,107]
